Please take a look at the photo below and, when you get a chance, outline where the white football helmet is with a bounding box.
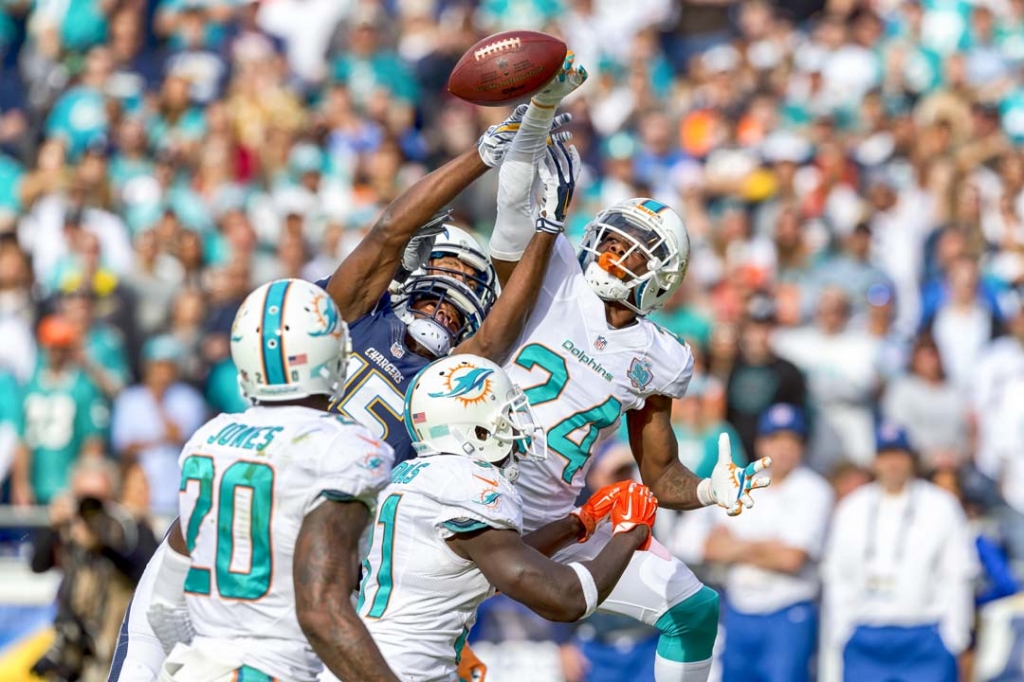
[231,279,351,403]
[404,354,546,482]
[577,198,691,316]
[393,224,499,357]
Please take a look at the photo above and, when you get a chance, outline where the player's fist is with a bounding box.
[610,483,658,550]
[698,433,772,516]
[571,480,632,542]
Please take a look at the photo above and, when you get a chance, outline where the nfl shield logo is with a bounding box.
[390,342,405,358]
[627,358,654,390]
[594,336,608,351]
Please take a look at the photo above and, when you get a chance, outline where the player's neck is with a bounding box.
[603,301,638,329]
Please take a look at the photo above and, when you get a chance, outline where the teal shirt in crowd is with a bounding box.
[46,86,108,159]
[85,325,130,390]
[0,370,23,433]
[0,152,23,215]
[59,0,108,52]
[333,53,418,104]
[21,367,108,503]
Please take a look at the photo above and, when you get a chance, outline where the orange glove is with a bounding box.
[570,480,633,542]
[610,483,658,550]
[457,643,487,682]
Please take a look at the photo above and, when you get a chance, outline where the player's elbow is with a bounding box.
[297,601,348,649]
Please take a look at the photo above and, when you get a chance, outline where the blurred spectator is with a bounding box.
[725,292,807,460]
[807,222,893,326]
[123,229,185,337]
[922,255,1001,390]
[774,287,880,470]
[111,335,205,516]
[0,368,22,486]
[168,287,206,386]
[828,461,871,504]
[881,332,969,471]
[58,287,130,398]
[986,371,1024,569]
[929,468,1019,607]
[29,457,157,681]
[822,423,978,682]
[0,237,38,384]
[11,315,108,506]
[672,373,745,476]
[970,298,1024,492]
[676,404,833,682]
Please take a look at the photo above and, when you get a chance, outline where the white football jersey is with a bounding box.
[358,455,522,682]
[505,236,693,532]
[178,405,394,682]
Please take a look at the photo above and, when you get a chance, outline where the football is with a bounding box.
[448,30,567,106]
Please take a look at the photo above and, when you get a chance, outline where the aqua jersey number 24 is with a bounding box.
[513,344,621,483]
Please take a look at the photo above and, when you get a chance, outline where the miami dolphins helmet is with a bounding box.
[404,354,546,482]
[231,279,351,403]
[577,197,690,316]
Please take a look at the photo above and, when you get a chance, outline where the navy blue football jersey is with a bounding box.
[316,278,429,464]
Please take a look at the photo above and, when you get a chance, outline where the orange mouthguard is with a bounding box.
[598,251,628,279]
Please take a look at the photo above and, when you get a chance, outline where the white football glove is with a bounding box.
[697,433,772,516]
[536,140,580,235]
[397,207,453,282]
[478,104,573,168]
[531,51,589,108]
[148,598,196,654]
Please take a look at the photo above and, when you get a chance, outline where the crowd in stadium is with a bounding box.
[2,0,1024,680]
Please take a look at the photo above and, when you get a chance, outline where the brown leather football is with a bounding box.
[447,31,567,106]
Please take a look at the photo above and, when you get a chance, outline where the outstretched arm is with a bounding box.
[449,524,646,622]
[325,149,488,322]
[294,500,400,682]
[455,141,580,364]
[628,395,771,513]
[448,485,656,622]
[491,57,588,287]
[521,515,586,557]
[628,396,705,510]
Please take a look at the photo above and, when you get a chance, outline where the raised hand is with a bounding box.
[610,482,658,550]
[535,139,580,235]
[399,207,453,277]
[699,433,772,516]
[478,104,573,168]
[571,479,633,542]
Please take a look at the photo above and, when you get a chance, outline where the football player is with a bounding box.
[109,86,584,682]
[486,87,773,680]
[347,354,658,682]
[143,279,399,682]
[318,104,577,465]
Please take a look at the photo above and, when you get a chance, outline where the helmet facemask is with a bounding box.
[397,275,490,357]
[578,206,687,316]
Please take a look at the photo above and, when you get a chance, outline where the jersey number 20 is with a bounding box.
[179,455,274,600]
[514,344,622,483]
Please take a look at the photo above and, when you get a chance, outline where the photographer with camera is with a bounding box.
[30,457,158,682]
